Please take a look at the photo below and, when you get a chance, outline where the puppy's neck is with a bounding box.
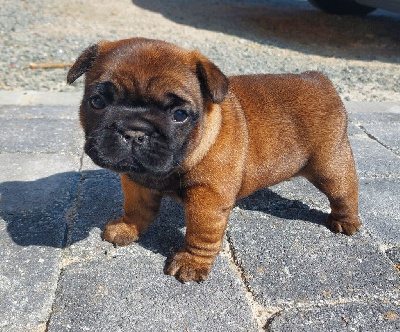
[183,102,222,171]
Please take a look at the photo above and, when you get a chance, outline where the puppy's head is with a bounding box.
[68,38,228,182]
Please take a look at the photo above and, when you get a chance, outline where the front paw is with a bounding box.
[103,218,140,246]
[166,250,213,282]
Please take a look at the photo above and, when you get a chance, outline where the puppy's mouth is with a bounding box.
[84,128,178,176]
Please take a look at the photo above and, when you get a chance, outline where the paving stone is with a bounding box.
[349,111,400,124]
[362,122,400,156]
[228,178,400,309]
[349,111,400,156]
[55,168,258,331]
[47,254,257,332]
[0,154,80,329]
[237,177,330,214]
[359,178,400,246]
[0,118,83,154]
[349,136,400,179]
[266,302,400,331]
[65,170,124,262]
[386,247,400,265]
[346,122,365,137]
[0,153,80,213]
[0,217,63,329]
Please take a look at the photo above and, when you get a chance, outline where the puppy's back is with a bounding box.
[229,71,349,196]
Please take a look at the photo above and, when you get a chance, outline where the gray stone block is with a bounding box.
[0,152,80,182]
[350,136,400,179]
[266,302,400,331]
[362,122,400,156]
[359,178,400,246]
[54,170,257,331]
[65,170,124,262]
[386,247,400,265]
[0,153,80,330]
[228,178,400,309]
[349,111,400,124]
[0,118,83,154]
[47,255,257,331]
[0,154,80,214]
[0,219,63,329]
[348,110,400,156]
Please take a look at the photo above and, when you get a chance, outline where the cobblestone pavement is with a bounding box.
[0,95,399,331]
[0,0,399,330]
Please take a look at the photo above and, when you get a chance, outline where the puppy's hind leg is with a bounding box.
[305,139,361,235]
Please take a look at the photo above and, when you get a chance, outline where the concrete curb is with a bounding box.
[0,91,81,106]
[0,91,399,114]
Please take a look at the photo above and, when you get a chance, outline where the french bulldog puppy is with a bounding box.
[67,38,360,282]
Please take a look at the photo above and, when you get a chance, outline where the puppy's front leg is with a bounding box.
[167,186,233,282]
[103,174,162,246]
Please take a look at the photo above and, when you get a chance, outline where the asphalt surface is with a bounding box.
[1,0,400,331]
[0,94,399,331]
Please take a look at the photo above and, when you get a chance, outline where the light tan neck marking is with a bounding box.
[183,102,222,171]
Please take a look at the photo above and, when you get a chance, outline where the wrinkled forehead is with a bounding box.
[88,43,202,106]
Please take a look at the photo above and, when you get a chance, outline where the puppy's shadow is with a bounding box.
[1,170,118,249]
[1,170,327,256]
[236,188,328,225]
[0,169,187,256]
[138,197,186,258]
[140,185,329,258]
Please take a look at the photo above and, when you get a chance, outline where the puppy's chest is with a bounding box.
[125,171,186,200]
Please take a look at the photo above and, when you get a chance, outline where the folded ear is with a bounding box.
[193,51,229,104]
[67,44,99,84]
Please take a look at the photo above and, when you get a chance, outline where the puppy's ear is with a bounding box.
[67,44,98,84]
[193,52,229,104]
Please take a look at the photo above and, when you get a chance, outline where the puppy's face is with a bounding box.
[68,38,228,180]
[82,79,195,176]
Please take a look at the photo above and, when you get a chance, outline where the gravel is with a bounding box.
[0,0,399,101]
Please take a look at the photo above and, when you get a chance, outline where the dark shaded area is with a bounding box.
[237,187,328,226]
[132,0,400,62]
[0,172,80,248]
[1,169,327,256]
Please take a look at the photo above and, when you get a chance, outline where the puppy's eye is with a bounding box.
[89,95,106,110]
[172,110,189,123]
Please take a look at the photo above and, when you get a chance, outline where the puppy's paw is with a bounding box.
[166,251,213,282]
[326,215,361,235]
[103,218,140,246]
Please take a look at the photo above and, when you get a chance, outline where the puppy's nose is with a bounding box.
[123,130,146,144]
